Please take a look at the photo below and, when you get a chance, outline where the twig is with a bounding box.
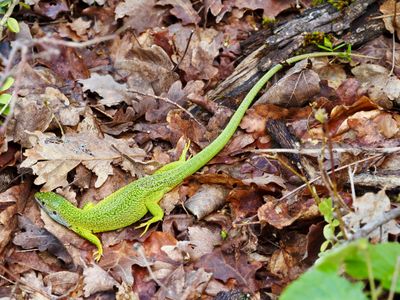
[134,243,167,289]
[172,30,194,72]
[350,207,400,240]
[252,146,400,155]
[127,89,204,128]
[278,153,386,202]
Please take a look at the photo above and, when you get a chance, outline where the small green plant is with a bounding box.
[281,239,400,300]
[315,36,352,60]
[0,0,21,35]
[318,198,343,252]
[0,76,15,116]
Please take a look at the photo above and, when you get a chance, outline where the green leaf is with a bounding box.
[317,45,333,52]
[346,243,400,292]
[0,0,12,8]
[280,269,367,300]
[0,93,11,105]
[7,17,20,33]
[320,240,330,252]
[0,76,14,92]
[324,37,333,49]
[323,224,334,240]
[315,239,368,273]
[318,198,333,222]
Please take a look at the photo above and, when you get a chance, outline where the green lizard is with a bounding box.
[34,52,348,261]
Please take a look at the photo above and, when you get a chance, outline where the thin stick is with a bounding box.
[252,147,400,154]
[350,207,400,240]
[127,89,204,128]
[172,30,194,72]
[278,153,386,202]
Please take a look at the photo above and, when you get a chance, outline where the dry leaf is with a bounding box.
[43,271,79,296]
[158,0,201,25]
[115,0,166,34]
[185,184,229,219]
[79,73,130,107]
[187,226,222,260]
[21,129,146,191]
[13,216,72,264]
[83,264,119,297]
[380,0,400,39]
[344,190,400,242]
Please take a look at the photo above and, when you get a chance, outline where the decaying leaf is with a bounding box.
[257,60,321,107]
[0,182,30,254]
[185,184,229,219]
[344,190,400,242]
[380,0,400,39]
[79,73,130,107]
[115,0,166,34]
[21,127,146,191]
[154,265,212,299]
[83,263,119,297]
[352,64,400,107]
[187,226,222,260]
[43,271,79,296]
[158,0,201,25]
[13,216,72,264]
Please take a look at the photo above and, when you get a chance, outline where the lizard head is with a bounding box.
[34,192,71,227]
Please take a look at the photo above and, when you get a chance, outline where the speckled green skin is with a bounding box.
[34,52,346,260]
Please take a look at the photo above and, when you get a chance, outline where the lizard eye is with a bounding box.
[52,211,57,215]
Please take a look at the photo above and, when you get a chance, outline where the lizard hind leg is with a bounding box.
[154,141,191,174]
[135,198,164,236]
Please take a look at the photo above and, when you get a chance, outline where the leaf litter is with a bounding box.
[1,0,400,299]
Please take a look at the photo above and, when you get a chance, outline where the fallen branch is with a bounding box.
[350,207,400,240]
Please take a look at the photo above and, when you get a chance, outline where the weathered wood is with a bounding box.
[208,0,385,104]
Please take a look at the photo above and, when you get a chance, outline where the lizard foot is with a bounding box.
[93,248,103,262]
[135,217,161,237]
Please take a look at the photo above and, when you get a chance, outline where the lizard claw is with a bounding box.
[93,248,103,262]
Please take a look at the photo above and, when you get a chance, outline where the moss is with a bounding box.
[311,0,354,10]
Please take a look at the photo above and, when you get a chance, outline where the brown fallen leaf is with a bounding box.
[185,184,229,220]
[83,263,119,297]
[99,241,144,285]
[158,0,201,25]
[195,248,262,292]
[258,197,319,229]
[33,0,69,19]
[20,270,53,299]
[0,182,30,255]
[187,226,222,260]
[380,0,400,39]
[344,190,400,242]
[154,265,212,299]
[58,17,92,41]
[228,189,265,219]
[352,64,400,108]
[167,25,223,81]
[21,126,146,191]
[43,271,79,296]
[268,232,309,294]
[233,0,293,18]
[79,73,131,107]
[257,60,321,107]
[115,0,166,34]
[13,216,72,265]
